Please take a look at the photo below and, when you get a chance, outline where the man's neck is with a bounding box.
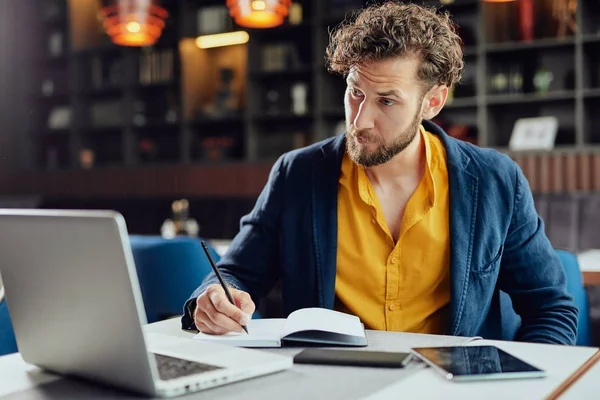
[364,128,425,193]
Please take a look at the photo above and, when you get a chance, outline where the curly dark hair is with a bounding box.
[325,1,464,89]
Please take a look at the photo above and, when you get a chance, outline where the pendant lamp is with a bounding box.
[226,0,291,29]
[99,0,168,47]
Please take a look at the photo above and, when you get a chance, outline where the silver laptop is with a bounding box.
[0,209,292,397]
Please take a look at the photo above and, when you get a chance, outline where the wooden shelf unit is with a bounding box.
[19,0,600,197]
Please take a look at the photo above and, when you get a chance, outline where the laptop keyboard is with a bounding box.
[153,353,224,381]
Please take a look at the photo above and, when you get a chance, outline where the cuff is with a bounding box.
[181,298,198,332]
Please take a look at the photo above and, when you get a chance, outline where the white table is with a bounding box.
[0,317,598,399]
[365,339,598,399]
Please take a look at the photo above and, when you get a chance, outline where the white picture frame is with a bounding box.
[509,116,558,151]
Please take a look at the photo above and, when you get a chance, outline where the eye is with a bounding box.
[349,87,363,98]
[380,98,396,107]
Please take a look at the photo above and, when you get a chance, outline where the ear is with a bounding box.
[421,85,448,120]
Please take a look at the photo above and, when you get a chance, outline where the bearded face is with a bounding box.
[345,107,422,167]
[343,58,428,167]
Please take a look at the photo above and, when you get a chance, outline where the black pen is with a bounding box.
[200,241,249,334]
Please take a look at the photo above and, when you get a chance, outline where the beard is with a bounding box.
[345,109,423,167]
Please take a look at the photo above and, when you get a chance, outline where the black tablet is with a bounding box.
[411,345,547,381]
[293,348,413,368]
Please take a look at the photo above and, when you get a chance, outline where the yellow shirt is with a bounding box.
[335,126,450,334]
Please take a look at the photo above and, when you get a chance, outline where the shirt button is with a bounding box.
[389,304,396,311]
[390,257,398,264]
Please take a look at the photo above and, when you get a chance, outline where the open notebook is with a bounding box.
[194,308,368,348]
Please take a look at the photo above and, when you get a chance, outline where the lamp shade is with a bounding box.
[226,0,291,29]
[98,0,168,46]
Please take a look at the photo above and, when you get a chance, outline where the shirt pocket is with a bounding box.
[474,245,504,275]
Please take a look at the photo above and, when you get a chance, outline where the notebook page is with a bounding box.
[282,308,365,338]
[193,319,286,347]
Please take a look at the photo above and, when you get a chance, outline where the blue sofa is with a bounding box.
[556,250,591,346]
[0,299,17,356]
[128,235,220,324]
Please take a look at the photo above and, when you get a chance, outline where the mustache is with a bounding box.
[348,128,375,141]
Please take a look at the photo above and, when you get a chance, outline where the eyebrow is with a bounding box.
[376,89,403,98]
[346,77,404,99]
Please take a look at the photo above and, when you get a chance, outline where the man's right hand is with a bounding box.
[194,284,255,335]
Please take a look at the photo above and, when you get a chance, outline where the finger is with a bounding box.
[194,320,213,334]
[195,309,229,335]
[233,289,256,317]
[204,296,245,333]
[195,293,229,334]
[207,286,250,326]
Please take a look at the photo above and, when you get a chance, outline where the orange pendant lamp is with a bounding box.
[227,0,291,29]
[99,0,168,46]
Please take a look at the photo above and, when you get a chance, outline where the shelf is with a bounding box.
[80,126,124,134]
[133,122,180,130]
[583,88,600,99]
[73,46,122,56]
[252,113,313,122]
[323,2,480,25]
[248,21,314,36]
[444,97,478,109]
[485,37,576,53]
[79,87,123,97]
[249,66,314,78]
[135,81,180,90]
[192,115,244,126]
[463,46,477,57]
[582,34,600,44]
[259,20,315,30]
[17,0,598,197]
[487,91,575,106]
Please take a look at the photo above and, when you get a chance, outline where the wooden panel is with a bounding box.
[583,271,600,286]
[5,163,274,198]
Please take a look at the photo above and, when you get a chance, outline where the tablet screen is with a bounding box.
[412,346,546,381]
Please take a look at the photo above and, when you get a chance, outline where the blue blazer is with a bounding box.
[186,120,578,344]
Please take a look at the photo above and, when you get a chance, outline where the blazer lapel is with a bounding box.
[312,135,346,309]
[447,160,479,336]
[423,120,480,336]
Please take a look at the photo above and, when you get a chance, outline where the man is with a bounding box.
[182,1,578,344]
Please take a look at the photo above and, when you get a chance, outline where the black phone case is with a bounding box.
[293,348,412,368]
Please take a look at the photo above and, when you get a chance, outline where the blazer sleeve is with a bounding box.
[181,155,286,330]
[497,164,578,345]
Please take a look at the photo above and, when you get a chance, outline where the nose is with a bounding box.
[353,100,375,131]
